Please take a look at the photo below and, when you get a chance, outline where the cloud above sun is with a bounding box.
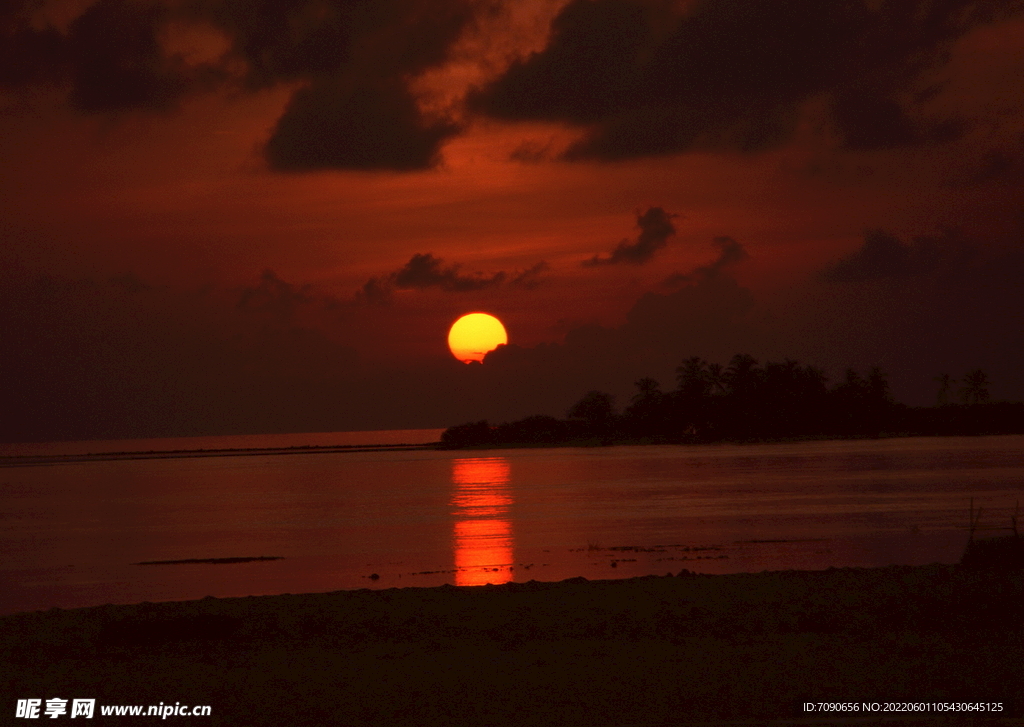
[582,207,678,266]
[357,254,550,305]
[4,0,1018,171]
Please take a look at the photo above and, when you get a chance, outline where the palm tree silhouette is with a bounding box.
[675,356,711,398]
[961,369,990,405]
[706,363,726,395]
[723,354,760,397]
[934,373,955,406]
[567,390,615,425]
[630,377,661,405]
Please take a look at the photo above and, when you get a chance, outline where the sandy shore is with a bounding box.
[3,565,1022,726]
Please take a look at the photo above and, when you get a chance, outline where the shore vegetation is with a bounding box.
[442,355,1023,448]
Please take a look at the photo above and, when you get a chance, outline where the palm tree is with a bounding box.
[674,357,717,437]
[934,373,955,406]
[626,378,667,436]
[675,356,710,398]
[866,367,893,405]
[724,353,760,396]
[961,369,990,405]
[706,363,726,395]
[567,390,616,425]
[630,377,661,405]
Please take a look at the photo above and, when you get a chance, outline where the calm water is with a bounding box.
[2,433,1023,615]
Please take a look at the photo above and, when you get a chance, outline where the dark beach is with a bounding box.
[4,564,1022,726]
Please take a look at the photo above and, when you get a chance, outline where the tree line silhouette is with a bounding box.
[441,354,1024,449]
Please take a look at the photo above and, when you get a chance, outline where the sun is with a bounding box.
[448,313,508,364]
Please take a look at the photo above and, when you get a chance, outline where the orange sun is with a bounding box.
[448,313,508,364]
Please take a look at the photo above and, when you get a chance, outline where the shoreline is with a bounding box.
[5,564,1022,725]
[0,441,438,468]
[4,430,1020,468]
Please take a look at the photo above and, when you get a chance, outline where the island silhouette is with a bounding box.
[441,353,1024,448]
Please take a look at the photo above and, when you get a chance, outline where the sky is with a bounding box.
[2,0,1024,442]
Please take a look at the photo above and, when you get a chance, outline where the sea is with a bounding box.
[2,431,1022,615]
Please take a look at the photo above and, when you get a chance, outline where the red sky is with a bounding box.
[2,0,1024,441]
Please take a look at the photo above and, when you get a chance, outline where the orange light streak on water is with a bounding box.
[451,457,514,586]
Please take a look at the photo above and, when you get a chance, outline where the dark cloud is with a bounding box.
[67,0,190,111]
[193,0,355,89]
[709,236,749,270]
[0,0,217,111]
[509,261,550,289]
[357,252,548,302]
[792,237,1024,406]
[964,146,1024,185]
[0,268,362,442]
[624,269,756,358]
[971,149,1018,184]
[509,139,557,164]
[831,89,966,151]
[471,0,1017,160]
[582,207,678,266]
[394,252,505,291]
[265,78,459,172]
[238,269,313,317]
[663,235,749,287]
[0,4,66,89]
[356,276,393,306]
[195,0,473,89]
[6,0,1012,168]
[469,265,760,423]
[232,0,474,170]
[1,0,475,169]
[822,229,974,282]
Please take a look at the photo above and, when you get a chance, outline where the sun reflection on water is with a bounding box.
[451,457,514,586]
